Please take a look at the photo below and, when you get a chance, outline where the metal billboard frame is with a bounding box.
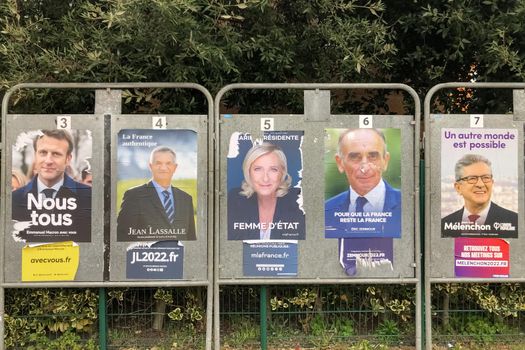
[214,83,422,350]
[424,82,525,350]
[0,82,214,350]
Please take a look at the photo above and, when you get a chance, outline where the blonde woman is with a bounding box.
[228,143,305,240]
[11,169,28,191]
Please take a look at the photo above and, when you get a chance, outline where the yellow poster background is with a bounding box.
[22,241,79,281]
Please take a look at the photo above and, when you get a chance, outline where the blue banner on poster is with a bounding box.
[227,131,306,240]
[243,241,298,277]
[126,241,183,279]
[339,238,393,276]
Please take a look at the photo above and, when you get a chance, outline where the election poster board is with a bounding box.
[110,115,208,282]
[225,130,304,277]
[428,112,525,280]
[324,128,402,277]
[440,128,518,238]
[11,129,93,243]
[219,112,416,280]
[116,129,197,242]
[226,131,305,241]
[324,128,402,239]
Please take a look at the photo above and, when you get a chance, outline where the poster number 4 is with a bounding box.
[470,114,484,128]
[56,116,71,130]
[359,115,373,128]
[152,116,167,129]
[261,118,274,131]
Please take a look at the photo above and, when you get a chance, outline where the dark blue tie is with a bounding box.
[355,196,367,212]
[340,196,368,276]
[42,188,55,198]
[162,190,175,224]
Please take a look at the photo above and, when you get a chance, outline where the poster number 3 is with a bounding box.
[470,114,484,128]
[359,115,373,128]
[152,116,167,129]
[261,118,274,131]
[56,116,71,130]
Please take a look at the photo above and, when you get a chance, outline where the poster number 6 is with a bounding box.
[152,116,167,129]
[261,118,274,131]
[470,114,484,128]
[56,116,71,130]
[359,115,373,128]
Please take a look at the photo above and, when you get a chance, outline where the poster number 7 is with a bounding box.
[470,114,484,128]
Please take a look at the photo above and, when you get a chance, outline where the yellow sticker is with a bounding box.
[22,241,79,281]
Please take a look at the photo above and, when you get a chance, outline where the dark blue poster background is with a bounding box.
[126,241,184,279]
[227,131,304,191]
[243,241,298,277]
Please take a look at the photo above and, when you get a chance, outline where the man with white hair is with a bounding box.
[117,146,196,241]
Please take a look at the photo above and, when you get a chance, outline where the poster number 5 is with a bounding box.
[470,114,484,128]
[261,118,274,131]
[152,116,167,129]
[359,115,373,128]
[56,116,71,130]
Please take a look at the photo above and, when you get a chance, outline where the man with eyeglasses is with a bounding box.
[441,154,517,237]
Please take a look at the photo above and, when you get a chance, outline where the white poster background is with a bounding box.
[440,128,518,218]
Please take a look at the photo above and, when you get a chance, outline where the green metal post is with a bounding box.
[420,159,426,347]
[99,287,107,350]
[260,286,268,350]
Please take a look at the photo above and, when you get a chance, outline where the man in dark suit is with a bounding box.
[117,146,196,241]
[325,128,400,276]
[12,129,92,242]
[441,154,518,238]
[325,128,401,238]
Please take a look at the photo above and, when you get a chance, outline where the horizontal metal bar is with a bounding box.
[217,278,419,285]
[428,278,525,284]
[8,82,208,90]
[2,281,212,288]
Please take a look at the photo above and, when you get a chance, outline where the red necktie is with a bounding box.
[468,214,480,223]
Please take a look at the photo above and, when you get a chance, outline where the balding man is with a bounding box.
[325,128,401,238]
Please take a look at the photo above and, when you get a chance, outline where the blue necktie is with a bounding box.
[340,196,368,276]
[162,190,175,224]
[355,196,367,212]
[42,188,55,198]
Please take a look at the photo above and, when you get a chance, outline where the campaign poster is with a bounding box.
[22,242,80,281]
[227,131,305,240]
[454,238,509,278]
[324,128,401,238]
[339,238,393,276]
[441,128,518,238]
[11,129,92,243]
[126,241,184,279]
[116,129,197,241]
[243,241,298,277]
